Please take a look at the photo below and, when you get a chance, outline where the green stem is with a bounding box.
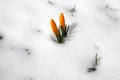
[56,33,63,43]
[95,53,98,65]
[61,25,69,37]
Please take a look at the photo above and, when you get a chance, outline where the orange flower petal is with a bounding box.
[59,13,65,28]
[50,19,59,35]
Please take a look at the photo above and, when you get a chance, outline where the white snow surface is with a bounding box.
[0,0,120,80]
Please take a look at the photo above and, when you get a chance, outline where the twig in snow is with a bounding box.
[37,30,40,32]
[48,1,54,5]
[0,35,3,40]
[70,4,76,12]
[88,67,96,72]
[25,49,31,55]
[69,4,76,16]
[105,4,119,11]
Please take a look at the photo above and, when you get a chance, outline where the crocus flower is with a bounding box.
[59,13,65,28]
[50,19,63,43]
[59,13,69,37]
[50,19,59,36]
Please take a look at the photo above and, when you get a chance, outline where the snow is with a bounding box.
[0,0,120,80]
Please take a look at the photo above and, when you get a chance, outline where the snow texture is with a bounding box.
[0,0,120,80]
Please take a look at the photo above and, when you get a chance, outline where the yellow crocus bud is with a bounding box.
[50,19,59,36]
[59,13,65,28]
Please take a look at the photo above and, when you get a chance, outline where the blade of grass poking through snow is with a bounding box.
[50,19,63,43]
[66,26,69,35]
[59,13,69,37]
[87,53,99,72]
[95,53,98,65]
